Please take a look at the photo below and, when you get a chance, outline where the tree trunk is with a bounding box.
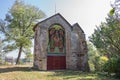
[16,45,23,64]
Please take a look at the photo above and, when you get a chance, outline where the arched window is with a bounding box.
[48,24,65,54]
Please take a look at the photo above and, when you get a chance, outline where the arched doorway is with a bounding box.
[47,24,66,70]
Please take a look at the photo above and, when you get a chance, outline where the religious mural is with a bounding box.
[34,13,89,71]
[48,24,65,53]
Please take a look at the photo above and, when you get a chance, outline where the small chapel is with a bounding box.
[33,13,89,71]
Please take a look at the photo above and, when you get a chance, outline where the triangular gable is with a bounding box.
[33,13,72,31]
[72,23,84,33]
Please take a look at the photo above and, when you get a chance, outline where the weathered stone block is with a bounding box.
[33,13,89,71]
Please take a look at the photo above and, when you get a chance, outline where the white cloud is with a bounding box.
[54,0,113,39]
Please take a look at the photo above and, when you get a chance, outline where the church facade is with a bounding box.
[33,13,89,71]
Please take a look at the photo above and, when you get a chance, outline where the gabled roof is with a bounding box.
[72,23,84,33]
[33,13,72,31]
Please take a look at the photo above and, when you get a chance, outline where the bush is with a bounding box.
[89,62,95,71]
[99,56,108,71]
[94,56,108,71]
[103,56,120,78]
[88,56,108,71]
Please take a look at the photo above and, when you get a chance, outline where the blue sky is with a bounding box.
[0,0,14,19]
[0,0,55,19]
[0,0,114,58]
[0,0,113,38]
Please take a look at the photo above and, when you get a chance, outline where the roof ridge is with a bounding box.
[33,13,72,31]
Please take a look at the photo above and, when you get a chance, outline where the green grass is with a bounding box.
[0,65,119,80]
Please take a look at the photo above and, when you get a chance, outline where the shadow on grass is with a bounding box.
[48,70,97,80]
[0,66,31,73]
[48,71,119,80]
[0,67,119,80]
[51,70,93,76]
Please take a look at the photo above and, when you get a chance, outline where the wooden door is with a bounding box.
[47,56,66,70]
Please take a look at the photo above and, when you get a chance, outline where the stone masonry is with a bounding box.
[33,13,89,71]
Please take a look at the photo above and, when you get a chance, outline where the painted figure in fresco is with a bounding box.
[49,26,64,53]
[58,29,64,52]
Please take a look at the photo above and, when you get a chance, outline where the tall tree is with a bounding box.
[0,0,45,64]
[89,16,120,58]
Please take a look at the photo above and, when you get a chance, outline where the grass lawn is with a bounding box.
[0,65,119,80]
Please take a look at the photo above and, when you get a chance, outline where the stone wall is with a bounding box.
[34,26,47,70]
[33,13,89,71]
[68,23,89,71]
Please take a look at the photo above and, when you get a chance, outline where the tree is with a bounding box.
[0,39,8,64]
[0,39,4,59]
[87,41,100,71]
[24,50,33,63]
[110,0,120,21]
[89,16,120,58]
[87,41,108,71]
[0,38,12,59]
[0,0,45,64]
[103,56,120,77]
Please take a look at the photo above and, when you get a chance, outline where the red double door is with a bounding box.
[47,56,66,70]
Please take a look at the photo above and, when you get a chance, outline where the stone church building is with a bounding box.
[33,13,89,71]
